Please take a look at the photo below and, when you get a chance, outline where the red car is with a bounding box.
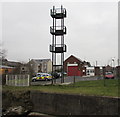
[105,72,114,79]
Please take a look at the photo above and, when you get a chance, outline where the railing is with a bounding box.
[50,8,66,18]
[50,44,67,53]
[50,26,66,35]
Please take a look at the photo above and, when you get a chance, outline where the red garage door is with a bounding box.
[68,66,81,76]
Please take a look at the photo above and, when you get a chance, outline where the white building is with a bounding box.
[29,59,52,74]
[86,67,95,76]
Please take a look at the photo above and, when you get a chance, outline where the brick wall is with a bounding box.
[64,55,83,73]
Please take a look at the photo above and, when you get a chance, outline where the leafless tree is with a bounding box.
[0,43,7,60]
[0,49,7,59]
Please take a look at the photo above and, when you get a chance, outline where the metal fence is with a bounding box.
[6,74,30,86]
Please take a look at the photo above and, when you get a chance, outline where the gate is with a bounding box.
[6,74,30,86]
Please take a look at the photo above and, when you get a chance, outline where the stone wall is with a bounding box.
[30,91,119,115]
[2,90,120,116]
[2,91,33,115]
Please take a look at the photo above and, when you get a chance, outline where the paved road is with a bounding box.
[30,76,103,86]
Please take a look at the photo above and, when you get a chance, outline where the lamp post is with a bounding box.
[112,57,115,68]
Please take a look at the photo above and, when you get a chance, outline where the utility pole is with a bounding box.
[96,61,97,66]
[118,59,120,66]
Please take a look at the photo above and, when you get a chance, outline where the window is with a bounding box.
[5,69,8,74]
[87,70,89,73]
[22,68,25,70]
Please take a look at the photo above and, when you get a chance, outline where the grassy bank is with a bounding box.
[2,79,119,97]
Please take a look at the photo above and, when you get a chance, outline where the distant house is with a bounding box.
[86,66,95,76]
[85,66,104,77]
[0,59,22,74]
[1,59,21,67]
[19,64,29,74]
[64,55,91,76]
[29,59,52,75]
[105,65,113,72]
[0,65,14,75]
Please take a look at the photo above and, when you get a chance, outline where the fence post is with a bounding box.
[14,75,15,86]
[73,75,75,84]
[23,75,25,86]
[15,75,17,86]
[28,75,30,86]
[12,75,14,86]
[19,75,21,86]
[6,75,8,85]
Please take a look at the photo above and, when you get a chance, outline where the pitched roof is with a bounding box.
[0,65,14,69]
[65,55,82,62]
[65,55,91,66]
[73,55,82,62]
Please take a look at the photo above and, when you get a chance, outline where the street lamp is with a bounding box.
[112,57,115,68]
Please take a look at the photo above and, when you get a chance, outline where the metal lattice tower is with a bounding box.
[50,5,67,84]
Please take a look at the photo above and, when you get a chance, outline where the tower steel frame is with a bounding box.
[50,5,67,84]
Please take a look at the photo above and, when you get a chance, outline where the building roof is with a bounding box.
[0,65,14,69]
[65,55,91,67]
[31,59,51,64]
[65,55,82,62]
[1,59,21,67]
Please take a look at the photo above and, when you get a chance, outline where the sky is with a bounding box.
[1,0,119,66]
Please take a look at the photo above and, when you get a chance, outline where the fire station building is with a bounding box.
[64,55,91,76]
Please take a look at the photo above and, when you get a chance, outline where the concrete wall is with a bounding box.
[2,91,119,116]
[30,91,119,115]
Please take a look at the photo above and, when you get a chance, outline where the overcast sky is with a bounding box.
[1,1,118,66]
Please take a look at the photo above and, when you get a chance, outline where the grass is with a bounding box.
[2,79,120,97]
[7,79,28,84]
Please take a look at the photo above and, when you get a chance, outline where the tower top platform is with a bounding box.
[50,6,66,19]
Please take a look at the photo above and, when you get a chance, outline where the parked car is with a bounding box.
[105,72,114,79]
[32,73,52,82]
[51,72,60,79]
[57,72,67,77]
